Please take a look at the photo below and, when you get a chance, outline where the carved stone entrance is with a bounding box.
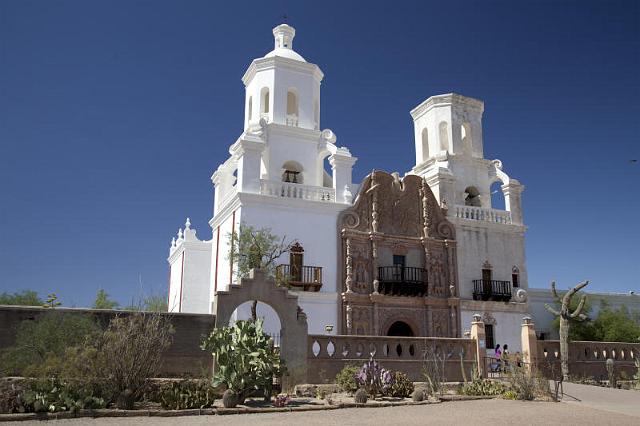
[213,269,308,388]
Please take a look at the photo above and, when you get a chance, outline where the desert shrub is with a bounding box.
[388,371,414,398]
[505,364,550,401]
[0,311,101,377]
[354,388,368,404]
[201,319,284,401]
[158,380,218,410]
[335,364,360,394]
[355,357,394,398]
[502,390,518,400]
[96,312,174,409]
[458,379,506,396]
[422,345,446,396]
[273,394,291,407]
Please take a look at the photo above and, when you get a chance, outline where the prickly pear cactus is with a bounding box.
[354,388,368,404]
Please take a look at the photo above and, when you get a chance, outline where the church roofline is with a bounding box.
[241,56,324,86]
[410,93,484,119]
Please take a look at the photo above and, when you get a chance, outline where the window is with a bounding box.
[281,160,303,184]
[260,87,270,114]
[512,273,519,288]
[485,324,495,350]
[461,122,472,153]
[393,255,406,267]
[439,121,449,151]
[289,242,304,282]
[247,96,253,122]
[421,128,429,160]
[464,186,481,207]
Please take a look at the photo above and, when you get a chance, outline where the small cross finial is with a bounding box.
[282,13,288,24]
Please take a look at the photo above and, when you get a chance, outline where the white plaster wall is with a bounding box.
[455,223,527,300]
[266,130,322,186]
[179,242,212,314]
[167,251,183,313]
[296,292,339,335]
[461,309,525,353]
[528,289,640,340]
[209,209,239,295]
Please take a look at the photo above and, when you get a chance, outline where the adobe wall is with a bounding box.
[0,306,216,377]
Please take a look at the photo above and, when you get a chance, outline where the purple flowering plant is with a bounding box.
[355,356,394,397]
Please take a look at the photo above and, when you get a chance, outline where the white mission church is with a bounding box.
[165,24,639,352]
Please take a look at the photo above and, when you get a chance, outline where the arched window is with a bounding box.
[512,266,520,288]
[286,89,298,126]
[421,128,430,160]
[461,122,472,153]
[247,96,253,122]
[260,87,270,115]
[439,121,449,152]
[464,186,481,207]
[490,181,505,210]
[282,160,303,184]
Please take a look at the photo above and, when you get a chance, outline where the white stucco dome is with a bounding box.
[265,48,306,62]
[264,24,306,62]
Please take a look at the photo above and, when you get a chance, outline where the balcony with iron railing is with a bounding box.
[472,279,512,302]
[377,266,428,297]
[260,180,335,202]
[275,264,322,292]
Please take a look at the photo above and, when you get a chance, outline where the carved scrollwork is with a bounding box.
[343,211,360,229]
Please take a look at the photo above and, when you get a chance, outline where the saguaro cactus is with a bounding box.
[544,280,589,381]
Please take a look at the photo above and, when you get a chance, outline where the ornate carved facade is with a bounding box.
[338,171,460,337]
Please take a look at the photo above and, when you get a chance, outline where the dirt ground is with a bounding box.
[4,398,638,426]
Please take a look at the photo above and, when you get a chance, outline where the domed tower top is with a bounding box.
[264,24,306,62]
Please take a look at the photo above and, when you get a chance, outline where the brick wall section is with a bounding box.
[0,306,216,377]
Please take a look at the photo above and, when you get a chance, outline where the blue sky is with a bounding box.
[1,0,638,307]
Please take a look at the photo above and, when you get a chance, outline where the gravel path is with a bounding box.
[3,399,638,426]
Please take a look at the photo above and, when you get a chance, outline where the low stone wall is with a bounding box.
[0,306,216,377]
[306,335,476,383]
[535,340,639,380]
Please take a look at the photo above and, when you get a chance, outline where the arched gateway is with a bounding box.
[213,269,308,388]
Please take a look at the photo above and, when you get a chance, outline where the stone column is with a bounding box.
[232,136,265,195]
[502,180,524,225]
[329,152,357,204]
[470,314,486,377]
[521,316,538,372]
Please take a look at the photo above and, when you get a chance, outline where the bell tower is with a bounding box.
[242,24,323,131]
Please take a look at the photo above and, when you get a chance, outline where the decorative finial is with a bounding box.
[185,218,191,230]
[177,228,183,240]
[171,237,176,248]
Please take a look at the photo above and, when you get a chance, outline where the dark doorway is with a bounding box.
[387,321,414,337]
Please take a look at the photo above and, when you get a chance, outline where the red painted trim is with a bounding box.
[229,210,236,285]
[214,226,220,292]
[178,252,185,312]
[167,265,171,307]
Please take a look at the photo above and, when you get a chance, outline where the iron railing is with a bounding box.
[275,264,322,292]
[472,279,512,301]
[377,266,428,297]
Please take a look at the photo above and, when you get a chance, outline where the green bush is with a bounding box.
[0,311,101,377]
[458,379,506,396]
[0,378,105,414]
[159,380,218,410]
[388,371,414,398]
[201,319,284,401]
[335,364,360,394]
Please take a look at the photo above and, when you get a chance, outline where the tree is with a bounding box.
[123,294,168,312]
[0,290,42,306]
[228,224,295,320]
[92,289,119,310]
[545,280,589,380]
[43,293,61,308]
[590,305,640,342]
[0,311,101,376]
